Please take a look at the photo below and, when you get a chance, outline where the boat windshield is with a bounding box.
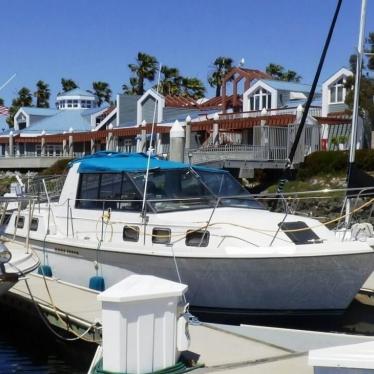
[129,168,263,212]
[129,169,216,212]
[195,169,264,210]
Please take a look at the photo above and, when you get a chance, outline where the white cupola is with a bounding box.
[56,88,97,110]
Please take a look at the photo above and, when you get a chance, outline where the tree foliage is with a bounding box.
[126,52,159,95]
[208,56,234,97]
[61,78,78,92]
[266,63,302,82]
[0,98,4,106]
[91,81,112,106]
[122,77,139,95]
[34,80,50,108]
[6,87,33,126]
[180,77,205,99]
[158,66,182,96]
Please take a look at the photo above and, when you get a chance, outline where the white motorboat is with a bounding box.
[3,152,374,315]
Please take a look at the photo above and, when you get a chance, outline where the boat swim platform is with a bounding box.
[1,273,374,373]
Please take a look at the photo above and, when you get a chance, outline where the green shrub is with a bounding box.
[40,158,72,175]
[297,149,374,179]
[297,151,348,179]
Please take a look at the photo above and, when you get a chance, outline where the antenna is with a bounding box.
[239,58,245,67]
[0,73,16,93]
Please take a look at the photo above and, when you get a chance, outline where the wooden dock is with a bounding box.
[2,272,373,373]
[2,273,102,342]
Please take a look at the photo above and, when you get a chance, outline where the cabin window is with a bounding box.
[15,216,24,229]
[99,173,122,203]
[123,225,139,242]
[76,173,101,209]
[152,228,171,244]
[186,230,209,247]
[329,78,345,103]
[30,218,38,231]
[76,173,142,211]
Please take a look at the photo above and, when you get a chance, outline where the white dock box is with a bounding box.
[97,274,188,374]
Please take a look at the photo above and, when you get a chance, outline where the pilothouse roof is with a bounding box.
[71,152,224,174]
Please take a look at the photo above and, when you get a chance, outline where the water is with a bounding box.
[193,299,374,335]
[0,297,373,372]
[0,303,96,373]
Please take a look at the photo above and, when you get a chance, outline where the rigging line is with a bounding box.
[141,63,163,222]
[0,73,16,92]
[272,0,343,207]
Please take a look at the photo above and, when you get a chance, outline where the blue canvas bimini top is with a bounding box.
[71,152,225,174]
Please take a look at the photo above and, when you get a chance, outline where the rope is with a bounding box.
[7,260,100,343]
[4,234,100,343]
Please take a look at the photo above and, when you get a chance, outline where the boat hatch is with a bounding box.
[278,221,320,245]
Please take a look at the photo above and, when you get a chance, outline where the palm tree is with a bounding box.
[208,56,234,97]
[266,63,302,82]
[158,66,182,96]
[282,70,302,83]
[16,87,33,107]
[181,77,205,99]
[34,80,50,108]
[92,81,112,106]
[128,52,158,95]
[61,78,78,92]
[122,77,139,95]
[6,87,33,126]
[266,63,285,80]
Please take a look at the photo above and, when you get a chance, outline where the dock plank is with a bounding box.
[9,273,101,325]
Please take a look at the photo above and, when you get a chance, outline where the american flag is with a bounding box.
[0,106,9,116]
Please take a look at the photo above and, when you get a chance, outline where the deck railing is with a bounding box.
[218,106,321,120]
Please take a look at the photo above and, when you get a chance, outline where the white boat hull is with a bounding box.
[19,237,374,313]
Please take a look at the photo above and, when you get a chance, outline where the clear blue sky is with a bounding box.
[0,0,373,106]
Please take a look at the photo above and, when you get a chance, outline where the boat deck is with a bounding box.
[2,273,373,373]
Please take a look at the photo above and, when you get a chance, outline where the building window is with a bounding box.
[73,100,78,108]
[249,88,272,111]
[329,78,345,103]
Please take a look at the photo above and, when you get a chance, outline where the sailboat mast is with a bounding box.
[345,0,367,226]
[348,0,367,163]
